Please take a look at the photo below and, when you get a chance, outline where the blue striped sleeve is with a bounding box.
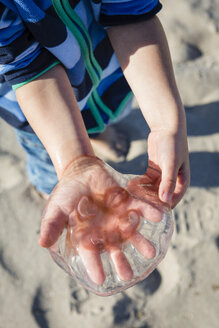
[100,0,162,26]
[0,3,58,86]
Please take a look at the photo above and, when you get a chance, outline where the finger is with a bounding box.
[171,162,190,208]
[78,246,106,285]
[159,161,178,205]
[39,203,68,248]
[129,231,156,259]
[108,247,133,281]
[128,199,163,222]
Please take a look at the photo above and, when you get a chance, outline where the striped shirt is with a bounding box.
[0,0,162,133]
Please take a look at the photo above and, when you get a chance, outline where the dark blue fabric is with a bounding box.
[0,0,161,133]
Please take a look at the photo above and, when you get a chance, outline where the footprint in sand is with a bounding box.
[174,190,219,242]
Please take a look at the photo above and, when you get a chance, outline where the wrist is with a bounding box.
[60,154,103,178]
[148,104,187,135]
[51,138,95,179]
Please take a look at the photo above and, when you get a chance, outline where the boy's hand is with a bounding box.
[39,156,165,285]
[107,17,190,208]
[147,129,190,208]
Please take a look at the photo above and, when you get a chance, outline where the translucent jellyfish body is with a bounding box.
[49,163,174,296]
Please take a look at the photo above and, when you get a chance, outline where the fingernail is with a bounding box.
[162,192,172,203]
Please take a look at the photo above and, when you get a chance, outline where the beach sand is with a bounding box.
[0,1,219,327]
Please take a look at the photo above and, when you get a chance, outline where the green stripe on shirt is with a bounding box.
[12,61,60,90]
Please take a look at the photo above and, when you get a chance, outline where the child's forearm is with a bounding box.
[16,65,94,179]
[107,16,186,133]
[108,16,190,206]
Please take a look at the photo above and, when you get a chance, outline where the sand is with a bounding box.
[0,1,219,327]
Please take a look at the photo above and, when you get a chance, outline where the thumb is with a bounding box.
[159,162,178,204]
[39,203,68,248]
